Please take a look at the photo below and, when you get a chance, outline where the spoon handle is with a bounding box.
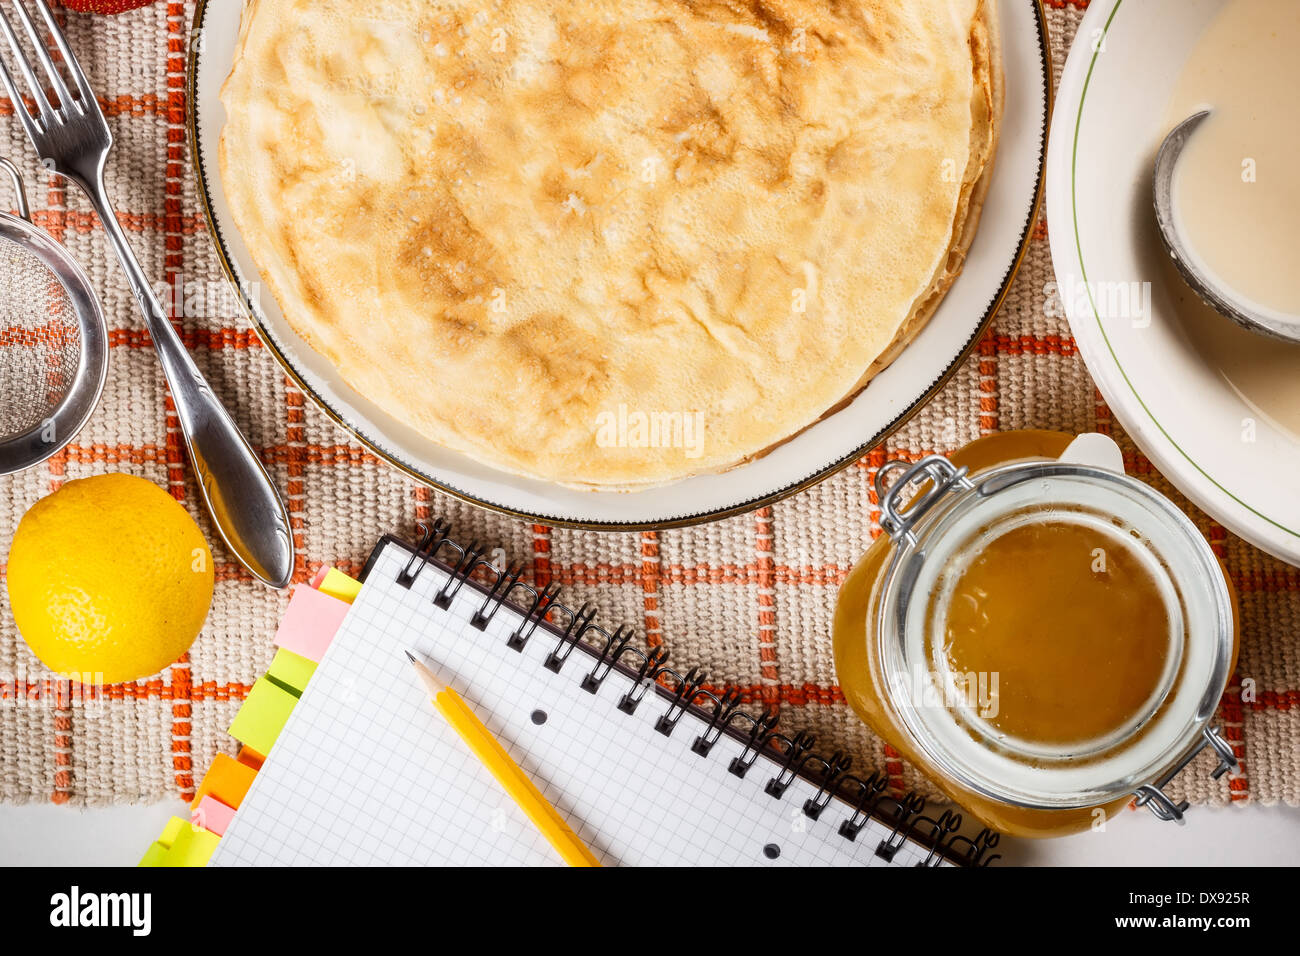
[85,177,295,589]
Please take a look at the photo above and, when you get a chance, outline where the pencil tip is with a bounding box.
[404,649,417,664]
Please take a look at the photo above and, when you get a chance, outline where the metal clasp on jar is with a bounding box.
[1133,726,1239,824]
[875,455,974,548]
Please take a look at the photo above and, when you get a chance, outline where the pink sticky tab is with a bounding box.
[191,795,237,837]
[309,565,332,588]
[274,585,351,662]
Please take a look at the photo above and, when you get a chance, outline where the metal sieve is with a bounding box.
[0,157,106,475]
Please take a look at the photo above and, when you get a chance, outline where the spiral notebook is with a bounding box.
[210,525,1000,867]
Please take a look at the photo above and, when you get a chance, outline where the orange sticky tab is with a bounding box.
[190,753,257,811]
[236,746,264,770]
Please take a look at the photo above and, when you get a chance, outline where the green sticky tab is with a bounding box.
[160,824,221,867]
[228,677,298,756]
[267,647,317,697]
[138,841,169,867]
[319,568,362,604]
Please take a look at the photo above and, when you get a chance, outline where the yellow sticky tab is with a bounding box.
[228,677,298,756]
[160,823,221,867]
[140,815,197,866]
[267,647,317,696]
[159,815,187,848]
[138,841,169,867]
[319,568,362,604]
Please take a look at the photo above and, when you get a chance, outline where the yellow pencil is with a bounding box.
[403,650,602,867]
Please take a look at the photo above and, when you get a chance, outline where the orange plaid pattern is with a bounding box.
[0,1,1296,810]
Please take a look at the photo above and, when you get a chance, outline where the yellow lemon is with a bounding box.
[6,474,214,684]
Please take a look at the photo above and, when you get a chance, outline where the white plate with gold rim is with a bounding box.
[1048,0,1300,566]
[188,0,1050,530]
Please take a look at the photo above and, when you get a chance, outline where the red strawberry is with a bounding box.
[58,0,157,13]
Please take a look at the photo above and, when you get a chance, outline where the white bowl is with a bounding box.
[1047,0,1300,566]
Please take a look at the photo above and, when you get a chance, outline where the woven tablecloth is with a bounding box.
[0,0,1296,809]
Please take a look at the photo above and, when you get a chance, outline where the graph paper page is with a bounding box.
[212,540,944,867]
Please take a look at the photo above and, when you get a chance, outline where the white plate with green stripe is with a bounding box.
[1048,0,1300,567]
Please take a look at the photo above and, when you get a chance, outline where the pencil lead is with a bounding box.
[404,649,417,664]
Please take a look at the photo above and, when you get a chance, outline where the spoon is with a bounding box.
[1153,110,1300,344]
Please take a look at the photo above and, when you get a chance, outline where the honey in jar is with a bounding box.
[832,431,1239,838]
[935,519,1174,749]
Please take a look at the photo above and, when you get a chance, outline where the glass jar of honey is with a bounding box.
[832,431,1239,838]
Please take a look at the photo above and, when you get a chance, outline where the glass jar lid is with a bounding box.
[871,442,1236,817]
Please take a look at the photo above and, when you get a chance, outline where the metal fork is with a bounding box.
[0,0,293,588]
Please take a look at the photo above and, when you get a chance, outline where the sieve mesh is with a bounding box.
[0,236,82,439]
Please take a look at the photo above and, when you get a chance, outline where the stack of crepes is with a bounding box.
[220,0,1002,488]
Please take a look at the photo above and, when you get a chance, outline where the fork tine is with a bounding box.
[0,4,50,126]
[0,50,40,140]
[9,0,73,114]
[28,0,92,108]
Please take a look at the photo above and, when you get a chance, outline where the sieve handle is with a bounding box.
[80,172,295,589]
[0,157,30,220]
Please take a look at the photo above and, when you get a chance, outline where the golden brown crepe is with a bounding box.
[221,0,1001,488]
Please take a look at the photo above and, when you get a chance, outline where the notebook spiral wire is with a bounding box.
[395,521,1002,867]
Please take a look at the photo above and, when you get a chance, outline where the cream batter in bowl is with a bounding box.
[1165,0,1300,326]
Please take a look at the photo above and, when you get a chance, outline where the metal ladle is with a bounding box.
[1153,110,1300,344]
